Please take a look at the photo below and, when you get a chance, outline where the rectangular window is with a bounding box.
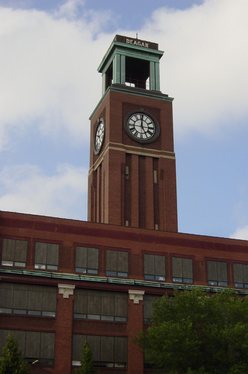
[106,250,128,277]
[74,289,127,322]
[34,242,59,271]
[233,263,248,288]
[73,335,127,368]
[144,295,160,323]
[0,330,55,366]
[172,257,193,284]
[1,238,28,268]
[207,261,228,287]
[0,283,56,317]
[75,247,99,275]
[144,254,166,281]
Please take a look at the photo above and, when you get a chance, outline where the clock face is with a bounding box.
[126,112,159,143]
[94,119,105,154]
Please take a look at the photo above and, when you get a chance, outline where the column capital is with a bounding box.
[58,284,75,299]
[128,290,145,304]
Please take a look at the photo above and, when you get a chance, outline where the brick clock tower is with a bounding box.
[88,35,178,232]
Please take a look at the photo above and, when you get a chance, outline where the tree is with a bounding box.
[139,289,248,374]
[76,341,95,374]
[0,334,29,374]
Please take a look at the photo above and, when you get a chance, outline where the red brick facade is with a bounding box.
[1,211,248,373]
[1,35,248,373]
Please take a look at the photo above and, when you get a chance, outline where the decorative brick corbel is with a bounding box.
[58,284,75,299]
[128,290,145,304]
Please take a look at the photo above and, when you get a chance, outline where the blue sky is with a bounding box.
[0,0,248,240]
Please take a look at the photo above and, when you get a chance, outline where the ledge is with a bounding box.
[1,267,247,295]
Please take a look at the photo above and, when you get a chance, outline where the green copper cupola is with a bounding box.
[98,35,164,95]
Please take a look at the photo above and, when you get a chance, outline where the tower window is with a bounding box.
[125,57,150,89]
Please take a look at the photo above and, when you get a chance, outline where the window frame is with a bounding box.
[1,238,28,268]
[172,256,193,284]
[75,246,99,275]
[34,242,59,271]
[207,260,228,287]
[144,253,166,282]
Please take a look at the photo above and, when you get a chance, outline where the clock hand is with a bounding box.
[140,115,145,133]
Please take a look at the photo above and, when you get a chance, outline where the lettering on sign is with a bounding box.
[126,38,149,48]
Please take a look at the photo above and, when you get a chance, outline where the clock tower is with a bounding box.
[88,35,178,232]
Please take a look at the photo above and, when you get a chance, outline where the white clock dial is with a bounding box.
[126,112,159,143]
[94,119,105,154]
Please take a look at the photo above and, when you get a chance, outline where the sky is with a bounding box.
[0,0,248,240]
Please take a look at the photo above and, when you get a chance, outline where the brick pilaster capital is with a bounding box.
[128,290,145,304]
[58,284,75,299]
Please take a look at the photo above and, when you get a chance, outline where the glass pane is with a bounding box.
[218,262,227,282]
[46,244,59,266]
[102,293,114,316]
[13,284,28,309]
[73,335,84,361]
[87,248,99,270]
[182,258,193,279]
[74,289,88,314]
[25,331,40,358]
[144,254,154,275]
[172,257,182,278]
[14,240,28,262]
[106,251,117,272]
[0,283,13,309]
[101,336,114,362]
[88,335,100,361]
[42,287,56,312]
[243,264,248,283]
[2,239,15,262]
[117,252,128,273]
[115,294,127,318]
[154,255,165,276]
[207,261,218,281]
[88,291,101,315]
[40,333,54,359]
[28,286,42,311]
[115,337,127,363]
[76,247,87,268]
[233,263,243,283]
[35,242,47,265]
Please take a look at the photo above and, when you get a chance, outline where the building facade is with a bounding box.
[1,35,248,374]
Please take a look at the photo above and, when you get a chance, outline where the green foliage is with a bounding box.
[76,341,95,374]
[0,335,29,374]
[139,289,248,374]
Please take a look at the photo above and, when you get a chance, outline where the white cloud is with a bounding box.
[56,0,85,19]
[0,164,87,219]
[1,0,248,151]
[139,0,248,137]
[0,6,111,150]
[231,226,248,240]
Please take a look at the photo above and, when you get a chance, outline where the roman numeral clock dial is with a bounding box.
[125,112,160,143]
[94,119,105,154]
